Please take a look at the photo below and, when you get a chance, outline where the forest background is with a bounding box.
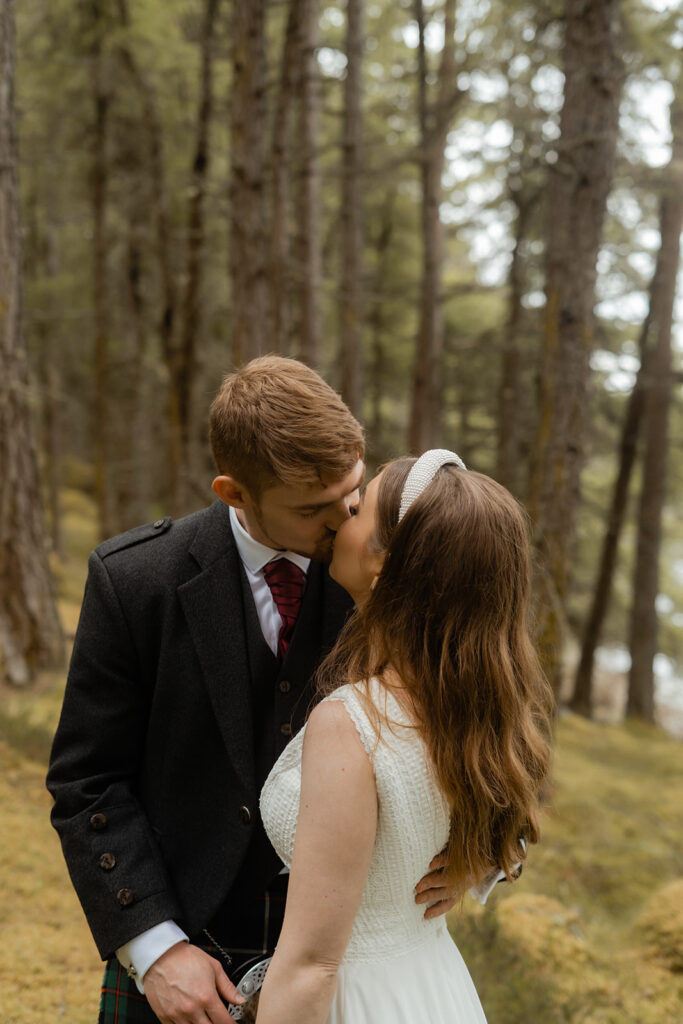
[1,0,683,1021]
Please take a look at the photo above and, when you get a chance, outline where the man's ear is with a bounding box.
[212,475,248,508]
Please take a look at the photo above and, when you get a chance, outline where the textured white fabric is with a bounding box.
[115,921,189,994]
[398,449,467,522]
[260,679,488,1023]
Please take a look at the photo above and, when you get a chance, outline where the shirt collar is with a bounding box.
[229,505,310,576]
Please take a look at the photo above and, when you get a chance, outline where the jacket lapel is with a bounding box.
[178,502,256,794]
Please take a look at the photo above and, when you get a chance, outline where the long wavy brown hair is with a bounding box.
[317,458,554,891]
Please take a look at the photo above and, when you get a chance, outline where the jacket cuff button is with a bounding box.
[89,813,108,831]
[239,805,252,825]
[117,888,134,907]
[99,852,116,871]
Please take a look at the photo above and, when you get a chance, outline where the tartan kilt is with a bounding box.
[99,958,159,1024]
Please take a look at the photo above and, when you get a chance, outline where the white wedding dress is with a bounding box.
[260,679,488,1023]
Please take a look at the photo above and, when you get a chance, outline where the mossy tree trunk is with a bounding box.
[270,0,302,355]
[527,0,623,696]
[0,0,63,685]
[408,0,460,454]
[230,0,268,365]
[295,0,322,368]
[91,0,115,540]
[626,95,683,722]
[338,0,364,418]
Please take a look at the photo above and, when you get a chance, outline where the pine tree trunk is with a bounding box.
[117,0,180,513]
[91,0,115,540]
[176,0,220,509]
[570,316,651,716]
[118,222,150,530]
[338,0,364,417]
[408,0,459,453]
[496,191,532,495]
[270,0,302,354]
[296,0,322,367]
[627,97,683,721]
[369,191,395,453]
[527,0,623,694]
[0,0,63,685]
[37,218,65,558]
[230,0,268,365]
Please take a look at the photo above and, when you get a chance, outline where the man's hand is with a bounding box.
[144,942,244,1024]
[414,853,458,920]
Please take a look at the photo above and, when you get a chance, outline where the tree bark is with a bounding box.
[116,0,180,512]
[338,0,364,417]
[230,0,268,365]
[496,188,533,495]
[527,0,623,694]
[369,191,395,454]
[91,0,115,540]
[270,0,302,354]
[626,96,683,722]
[408,0,459,453]
[569,327,650,716]
[296,0,322,367]
[176,0,220,508]
[0,0,63,685]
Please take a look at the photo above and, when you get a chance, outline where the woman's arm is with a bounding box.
[256,699,378,1024]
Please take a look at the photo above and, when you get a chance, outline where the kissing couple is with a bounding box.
[48,355,553,1024]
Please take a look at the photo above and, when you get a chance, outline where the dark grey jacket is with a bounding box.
[47,500,352,959]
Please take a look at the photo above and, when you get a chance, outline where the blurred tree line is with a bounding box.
[1,0,682,724]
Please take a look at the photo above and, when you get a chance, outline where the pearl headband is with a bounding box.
[398,448,467,523]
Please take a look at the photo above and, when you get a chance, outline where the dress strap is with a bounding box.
[324,679,413,759]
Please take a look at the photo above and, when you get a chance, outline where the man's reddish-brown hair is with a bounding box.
[209,356,365,495]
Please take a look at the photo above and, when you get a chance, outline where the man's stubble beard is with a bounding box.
[251,505,335,563]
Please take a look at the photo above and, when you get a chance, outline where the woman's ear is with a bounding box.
[368,549,386,588]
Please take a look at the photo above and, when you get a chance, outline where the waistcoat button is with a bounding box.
[239,805,252,825]
[99,852,116,871]
[278,680,291,693]
[280,722,292,737]
[89,813,108,831]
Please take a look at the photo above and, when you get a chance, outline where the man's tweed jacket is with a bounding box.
[47,499,352,959]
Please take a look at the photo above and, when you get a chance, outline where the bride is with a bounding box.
[254,451,553,1024]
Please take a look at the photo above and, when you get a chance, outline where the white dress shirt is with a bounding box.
[116,504,310,990]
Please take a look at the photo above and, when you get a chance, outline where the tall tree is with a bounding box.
[338,0,364,417]
[91,0,115,539]
[230,0,268,364]
[295,0,322,366]
[270,0,303,353]
[626,91,683,721]
[569,316,651,716]
[175,0,221,506]
[408,0,460,453]
[0,0,63,685]
[527,0,623,693]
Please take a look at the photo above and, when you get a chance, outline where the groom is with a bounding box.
[48,356,456,1024]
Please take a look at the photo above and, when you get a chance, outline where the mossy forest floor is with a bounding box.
[2,490,682,1023]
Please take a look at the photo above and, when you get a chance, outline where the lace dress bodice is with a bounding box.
[260,679,451,964]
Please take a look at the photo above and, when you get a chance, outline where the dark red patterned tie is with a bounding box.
[263,558,306,660]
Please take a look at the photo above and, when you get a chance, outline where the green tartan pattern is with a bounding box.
[99,958,157,1024]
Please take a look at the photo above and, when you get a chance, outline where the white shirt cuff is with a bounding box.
[116,921,189,994]
[468,866,509,905]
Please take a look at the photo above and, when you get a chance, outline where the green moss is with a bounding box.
[449,713,683,1023]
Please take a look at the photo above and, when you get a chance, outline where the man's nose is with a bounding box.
[326,490,359,530]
